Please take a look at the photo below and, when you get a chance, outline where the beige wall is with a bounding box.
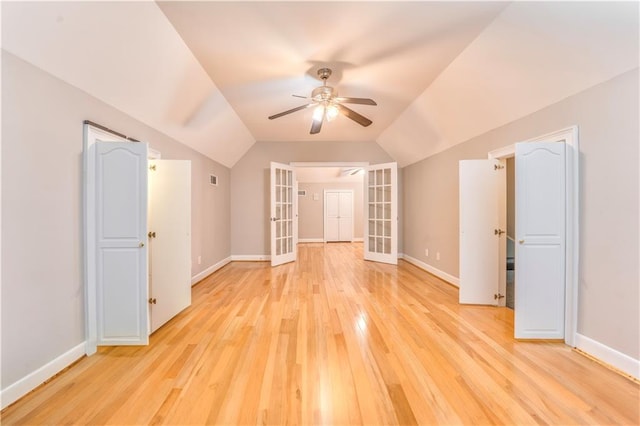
[298,182,364,240]
[1,52,231,389]
[230,141,393,255]
[402,68,639,359]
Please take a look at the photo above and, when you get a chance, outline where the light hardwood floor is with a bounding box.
[3,243,638,425]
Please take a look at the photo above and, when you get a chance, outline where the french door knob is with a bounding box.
[519,239,525,244]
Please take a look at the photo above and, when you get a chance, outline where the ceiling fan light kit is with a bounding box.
[268,67,377,134]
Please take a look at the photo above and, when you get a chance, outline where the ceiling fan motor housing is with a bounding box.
[311,86,337,102]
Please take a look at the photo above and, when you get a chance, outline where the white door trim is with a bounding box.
[323,189,354,242]
[488,125,579,346]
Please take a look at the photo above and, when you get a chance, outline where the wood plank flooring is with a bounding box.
[3,243,639,425]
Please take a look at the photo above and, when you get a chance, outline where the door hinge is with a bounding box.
[494,293,505,300]
[494,229,505,236]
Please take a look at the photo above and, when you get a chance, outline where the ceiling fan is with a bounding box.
[268,67,377,134]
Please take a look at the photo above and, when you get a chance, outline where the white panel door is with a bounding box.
[515,142,565,339]
[271,162,297,266]
[364,163,398,264]
[325,192,341,241]
[96,142,148,345]
[324,190,353,242]
[148,160,191,333]
[459,159,506,305]
[338,192,354,242]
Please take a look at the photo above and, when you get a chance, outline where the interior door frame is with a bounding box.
[488,126,579,346]
[290,161,369,247]
[323,189,354,242]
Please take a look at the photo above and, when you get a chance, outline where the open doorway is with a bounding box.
[271,161,398,266]
[294,165,365,243]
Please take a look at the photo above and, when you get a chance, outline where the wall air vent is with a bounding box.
[209,174,218,186]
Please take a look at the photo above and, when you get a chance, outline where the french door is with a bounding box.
[364,162,398,264]
[270,162,297,266]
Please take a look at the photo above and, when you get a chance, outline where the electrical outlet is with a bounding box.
[197,256,202,265]
[436,252,441,261]
[425,248,429,257]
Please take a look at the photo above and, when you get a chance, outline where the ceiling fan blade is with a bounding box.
[310,116,323,134]
[335,97,377,106]
[337,104,373,127]
[268,103,313,120]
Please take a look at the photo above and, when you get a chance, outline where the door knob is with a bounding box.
[519,239,525,244]
[148,298,157,304]
[494,229,505,236]
[148,231,156,238]
[139,242,145,248]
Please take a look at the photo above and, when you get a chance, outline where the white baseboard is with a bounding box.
[230,254,271,261]
[401,254,460,287]
[575,333,639,380]
[191,256,231,285]
[1,342,85,410]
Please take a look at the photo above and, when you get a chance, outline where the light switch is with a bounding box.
[313,193,319,201]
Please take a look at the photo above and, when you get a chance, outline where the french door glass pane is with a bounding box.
[366,165,395,257]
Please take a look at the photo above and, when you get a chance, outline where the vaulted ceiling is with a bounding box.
[2,1,638,167]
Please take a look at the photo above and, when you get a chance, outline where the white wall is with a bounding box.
[1,51,231,394]
[402,68,639,361]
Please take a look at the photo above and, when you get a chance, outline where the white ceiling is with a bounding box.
[2,2,638,168]
[157,1,507,143]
